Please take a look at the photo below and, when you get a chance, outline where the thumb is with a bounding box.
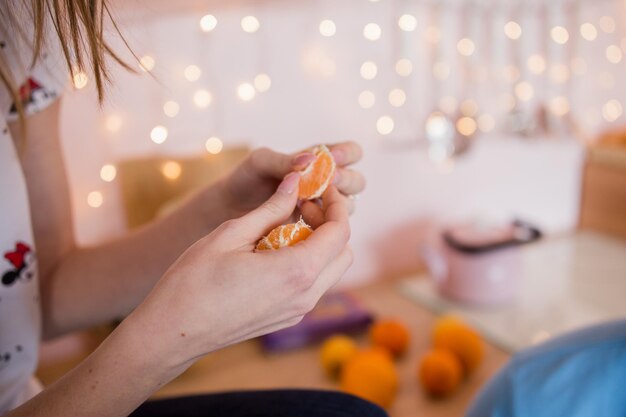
[234,172,301,242]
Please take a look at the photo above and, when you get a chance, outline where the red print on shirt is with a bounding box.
[2,242,35,286]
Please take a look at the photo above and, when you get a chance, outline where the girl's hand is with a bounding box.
[219,142,365,218]
[128,173,352,365]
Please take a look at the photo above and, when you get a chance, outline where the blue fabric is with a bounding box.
[130,389,388,417]
[466,319,626,417]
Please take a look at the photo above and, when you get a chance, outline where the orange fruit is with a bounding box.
[369,319,411,357]
[418,349,463,397]
[297,144,336,200]
[433,316,483,375]
[340,348,399,409]
[319,335,358,379]
[256,218,313,251]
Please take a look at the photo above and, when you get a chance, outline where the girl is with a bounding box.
[0,1,377,416]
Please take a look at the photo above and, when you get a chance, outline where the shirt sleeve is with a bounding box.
[0,2,68,121]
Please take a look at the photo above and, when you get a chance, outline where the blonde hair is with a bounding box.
[0,0,134,120]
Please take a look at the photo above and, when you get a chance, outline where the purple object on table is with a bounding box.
[260,292,374,352]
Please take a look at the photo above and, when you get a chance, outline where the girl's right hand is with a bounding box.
[126,172,352,366]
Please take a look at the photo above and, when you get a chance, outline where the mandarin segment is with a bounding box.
[297,144,336,200]
[256,218,313,251]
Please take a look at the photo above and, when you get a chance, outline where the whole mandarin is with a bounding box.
[433,316,483,375]
[369,319,411,357]
[319,335,358,379]
[418,349,463,397]
[340,348,399,409]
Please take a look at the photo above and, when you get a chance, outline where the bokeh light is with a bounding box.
[163,101,180,118]
[87,191,103,208]
[358,90,376,109]
[150,125,168,144]
[241,16,260,33]
[360,61,378,80]
[395,58,413,77]
[100,164,117,182]
[254,73,272,92]
[200,14,217,32]
[205,137,224,154]
[193,89,212,108]
[319,19,336,37]
[388,89,406,108]
[398,14,417,32]
[363,23,382,41]
[161,161,182,180]
[376,116,394,135]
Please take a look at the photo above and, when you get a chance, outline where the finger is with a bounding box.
[248,147,315,180]
[329,141,363,166]
[300,200,324,229]
[290,187,350,269]
[332,168,366,196]
[307,245,354,301]
[232,173,300,242]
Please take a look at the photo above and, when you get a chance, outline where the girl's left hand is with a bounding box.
[218,142,365,219]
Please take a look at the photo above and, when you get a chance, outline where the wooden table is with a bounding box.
[151,279,509,416]
[38,278,509,417]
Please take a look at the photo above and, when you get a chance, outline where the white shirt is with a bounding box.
[0,3,67,413]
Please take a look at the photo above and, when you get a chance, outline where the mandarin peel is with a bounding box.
[297,144,336,201]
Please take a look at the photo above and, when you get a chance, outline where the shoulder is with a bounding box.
[466,320,626,417]
[0,1,68,120]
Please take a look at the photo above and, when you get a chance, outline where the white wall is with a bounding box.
[61,0,626,284]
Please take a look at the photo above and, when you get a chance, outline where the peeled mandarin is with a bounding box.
[433,316,483,375]
[319,335,358,379]
[256,218,313,251]
[418,349,463,397]
[370,319,411,357]
[340,348,399,409]
[297,144,336,200]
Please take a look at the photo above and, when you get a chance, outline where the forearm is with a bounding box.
[42,180,233,339]
[6,316,191,417]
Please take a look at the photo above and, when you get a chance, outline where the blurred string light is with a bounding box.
[456,116,477,136]
[602,99,623,122]
[237,82,256,101]
[139,55,155,72]
[433,62,450,80]
[398,14,417,32]
[438,96,458,114]
[319,19,336,37]
[551,26,569,44]
[241,15,260,33]
[358,90,376,109]
[200,14,217,32]
[360,61,378,80]
[460,99,478,117]
[163,101,180,117]
[580,23,598,41]
[388,89,406,107]
[205,137,223,154]
[193,89,212,108]
[376,116,394,135]
[606,45,623,63]
[549,96,570,116]
[395,58,413,76]
[184,65,202,82]
[599,16,616,33]
[515,81,534,101]
[87,191,103,208]
[105,114,122,133]
[363,23,382,41]
[161,161,182,180]
[527,54,546,74]
[549,64,569,83]
[254,73,272,92]
[457,38,475,56]
[425,26,441,43]
[100,164,117,182]
[150,125,168,144]
[504,21,522,40]
[478,114,496,133]
[72,70,88,89]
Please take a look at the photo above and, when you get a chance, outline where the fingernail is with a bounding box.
[278,172,300,194]
[292,153,315,167]
[331,149,345,164]
[332,170,342,184]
